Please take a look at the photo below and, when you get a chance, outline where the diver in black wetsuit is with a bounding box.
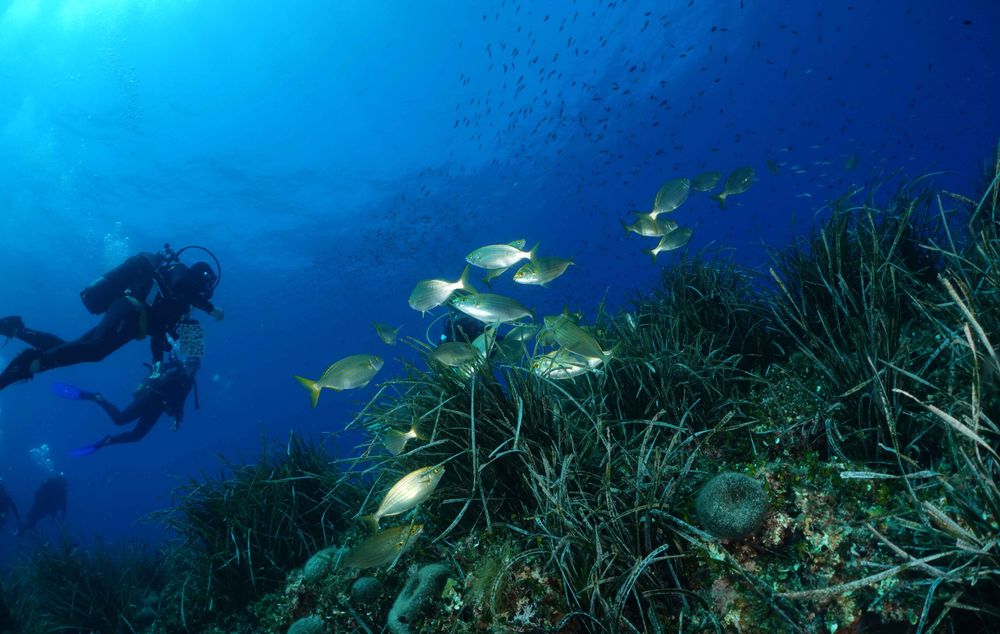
[20,475,67,532]
[65,355,201,456]
[440,310,486,344]
[0,248,223,391]
[0,480,19,534]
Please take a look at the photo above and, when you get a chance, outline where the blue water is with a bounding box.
[0,0,996,551]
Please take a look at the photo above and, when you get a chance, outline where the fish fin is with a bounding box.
[383,430,409,456]
[293,375,322,408]
[360,514,380,533]
[458,264,477,295]
[646,248,659,266]
[620,218,632,236]
[710,192,727,209]
[527,241,541,261]
[604,342,623,364]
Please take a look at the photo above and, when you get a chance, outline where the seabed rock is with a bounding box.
[387,562,451,634]
[350,576,384,604]
[303,546,345,583]
[287,613,325,634]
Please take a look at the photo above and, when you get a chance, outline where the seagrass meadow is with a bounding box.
[3,150,1000,633]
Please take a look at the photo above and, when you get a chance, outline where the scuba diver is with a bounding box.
[0,479,19,534]
[56,354,202,456]
[440,309,486,344]
[20,475,67,532]
[0,245,223,392]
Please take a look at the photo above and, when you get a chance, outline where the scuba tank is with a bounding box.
[80,244,222,315]
[80,253,163,315]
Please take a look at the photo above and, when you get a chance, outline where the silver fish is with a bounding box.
[623,214,678,237]
[450,293,532,323]
[647,227,693,264]
[653,177,691,213]
[409,265,476,314]
[294,354,383,408]
[431,341,483,367]
[512,256,574,287]
[542,314,614,364]
[383,424,421,456]
[364,465,445,529]
[341,524,424,569]
[530,349,601,380]
[466,241,538,270]
[691,171,722,192]
[504,324,538,342]
[710,167,755,208]
[373,322,401,345]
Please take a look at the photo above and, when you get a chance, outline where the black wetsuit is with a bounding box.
[22,477,67,531]
[441,312,486,344]
[0,258,215,390]
[0,485,19,533]
[41,262,214,367]
[89,361,196,447]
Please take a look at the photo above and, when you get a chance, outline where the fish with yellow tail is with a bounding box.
[652,177,691,215]
[294,354,383,408]
[691,171,722,192]
[373,322,401,345]
[513,255,575,287]
[647,226,693,264]
[361,465,445,531]
[530,348,602,380]
[341,524,424,569]
[408,265,476,315]
[450,292,533,323]
[542,314,617,366]
[466,241,539,270]
[382,421,423,456]
[622,214,678,238]
[430,341,483,368]
[709,166,755,209]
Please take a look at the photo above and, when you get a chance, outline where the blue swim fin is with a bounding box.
[69,443,101,457]
[52,382,84,400]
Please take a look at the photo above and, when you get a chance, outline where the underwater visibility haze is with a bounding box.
[0,0,999,632]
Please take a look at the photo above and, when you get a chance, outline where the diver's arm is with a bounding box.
[150,333,170,363]
[166,375,194,429]
[193,299,224,321]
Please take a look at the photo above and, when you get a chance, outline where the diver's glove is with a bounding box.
[171,418,181,431]
[210,307,225,321]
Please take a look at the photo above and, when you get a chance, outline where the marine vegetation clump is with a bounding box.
[599,253,775,430]
[155,434,362,630]
[860,153,1000,632]
[336,149,1000,633]
[768,178,952,459]
[695,471,768,540]
[345,254,781,631]
[3,532,162,634]
[350,350,563,537]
